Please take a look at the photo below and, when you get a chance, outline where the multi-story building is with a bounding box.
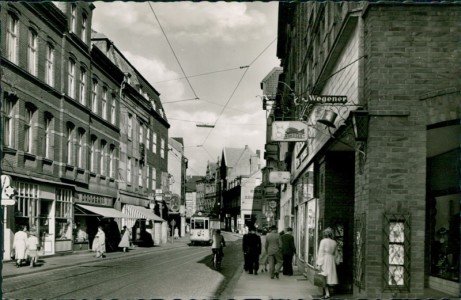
[260,67,286,230]
[1,2,170,258]
[220,145,261,232]
[275,1,460,297]
[185,175,202,221]
[168,137,187,236]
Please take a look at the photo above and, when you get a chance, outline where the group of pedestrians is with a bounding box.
[242,225,296,278]
[12,225,39,268]
[241,224,339,299]
[92,225,132,258]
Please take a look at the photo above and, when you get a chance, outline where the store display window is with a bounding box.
[430,194,459,282]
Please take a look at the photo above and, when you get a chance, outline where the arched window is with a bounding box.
[66,122,75,165]
[6,13,19,64]
[28,29,38,76]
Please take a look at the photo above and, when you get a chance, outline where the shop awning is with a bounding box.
[124,204,164,222]
[76,204,133,219]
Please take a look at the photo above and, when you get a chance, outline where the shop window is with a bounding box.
[297,202,305,261]
[429,194,460,282]
[306,198,318,266]
[55,189,72,240]
[383,214,411,292]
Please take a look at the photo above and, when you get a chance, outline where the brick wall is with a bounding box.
[358,4,461,297]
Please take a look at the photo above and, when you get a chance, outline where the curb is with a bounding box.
[3,239,190,279]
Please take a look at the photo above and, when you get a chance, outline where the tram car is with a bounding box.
[189,211,220,245]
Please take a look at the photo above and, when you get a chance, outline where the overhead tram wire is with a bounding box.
[200,37,277,146]
[153,65,249,84]
[148,2,200,101]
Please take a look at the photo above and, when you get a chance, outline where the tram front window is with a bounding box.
[193,219,204,229]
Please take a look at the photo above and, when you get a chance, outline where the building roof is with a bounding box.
[169,137,183,153]
[185,176,204,192]
[222,146,256,168]
[260,67,283,99]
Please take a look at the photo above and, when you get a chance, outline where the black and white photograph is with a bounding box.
[1,1,459,299]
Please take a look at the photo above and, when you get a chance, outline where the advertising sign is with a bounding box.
[272,121,308,142]
[269,171,291,184]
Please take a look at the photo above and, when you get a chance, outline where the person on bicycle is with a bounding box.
[211,229,226,263]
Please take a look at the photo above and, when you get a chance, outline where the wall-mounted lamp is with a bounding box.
[317,110,338,128]
[351,110,369,141]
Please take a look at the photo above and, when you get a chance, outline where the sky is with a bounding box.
[91,1,280,176]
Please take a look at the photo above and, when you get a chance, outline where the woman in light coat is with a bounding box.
[13,225,28,267]
[92,226,106,258]
[118,226,131,252]
[316,227,338,299]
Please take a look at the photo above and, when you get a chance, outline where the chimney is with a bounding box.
[245,145,248,149]
[256,150,260,158]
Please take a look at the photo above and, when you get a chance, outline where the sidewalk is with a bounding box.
[231,265,320,300]
[2,234,190,279]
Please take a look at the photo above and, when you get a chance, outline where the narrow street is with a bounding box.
[2,234,243,299]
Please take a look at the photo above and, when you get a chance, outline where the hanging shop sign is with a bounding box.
[294,95,348,106]
[269,171,291,184]
[272,121,308,142]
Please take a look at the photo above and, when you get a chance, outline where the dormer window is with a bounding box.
[81,14,87,43]
[70,4,77,33]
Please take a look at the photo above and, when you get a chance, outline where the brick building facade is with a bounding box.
[274,2,460,297]
[1,2,170,258]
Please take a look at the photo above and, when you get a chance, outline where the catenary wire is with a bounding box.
[148,2,200,101]
[200,37,276,146]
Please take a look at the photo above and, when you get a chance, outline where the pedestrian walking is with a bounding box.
[12,225,28,267]
[174,227,179,239]
[92,226,106,258]
[280,227,296,276]
[118,226,130,252]
[26,231,39,267]
[211,229,226,269]
[242,226,262,275]
[265,225,283,279]
[316,227,338,299]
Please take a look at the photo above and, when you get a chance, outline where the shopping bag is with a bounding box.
[314,272,326,287]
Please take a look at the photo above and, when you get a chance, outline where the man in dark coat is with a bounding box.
[280,227,296,275]
[242,226,262,275]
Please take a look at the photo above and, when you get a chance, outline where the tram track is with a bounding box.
[3,246,211,299]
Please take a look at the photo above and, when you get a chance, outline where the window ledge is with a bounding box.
[77,167,85,174]
[65,164,74,171]
[89,172,97,177]
[100,175,106,180]
[24,152,37,161]
[3,147,17,155]
[42,157,53,165]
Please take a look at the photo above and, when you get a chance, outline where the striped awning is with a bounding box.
[122,204,164,229]
[76,204,132,219]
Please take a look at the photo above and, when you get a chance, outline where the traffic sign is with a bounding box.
[1,199,16,206]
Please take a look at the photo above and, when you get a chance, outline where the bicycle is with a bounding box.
[212,247,223,270]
